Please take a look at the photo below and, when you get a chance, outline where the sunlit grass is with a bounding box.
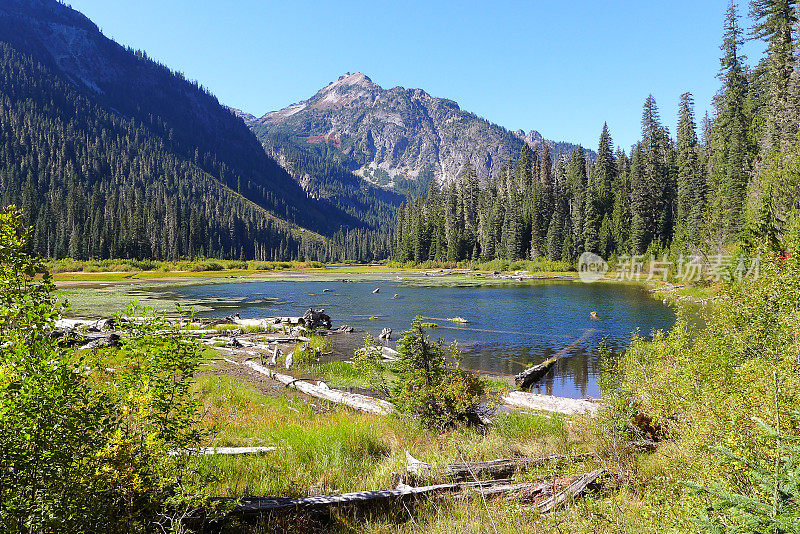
[192,374,577,498]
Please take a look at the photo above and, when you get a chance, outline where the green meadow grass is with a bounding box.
[192,374,579,498]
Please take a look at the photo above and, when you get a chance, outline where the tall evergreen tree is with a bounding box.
[676,92,706,246]
[749,0,797,148]
[566,147,587,259]
[631,96,673,253]
[593,123,616,215]
[583,186,601,254]
[711,2,752,241]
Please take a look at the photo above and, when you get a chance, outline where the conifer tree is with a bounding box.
[711,2,752,241]
[749,0,797,148]
[676,92,706,247]
[593,123,616,215]
[631,96,673,253]
[583,185,601,253]
[611,149,632,255]
[567,147,587,258]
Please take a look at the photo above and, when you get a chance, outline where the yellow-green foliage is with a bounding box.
[291,333,332,366]
[0,207,214,532]
[386,258,574,273]
[390,318,486,430]
[602,219,800,528]
[46,257,325,274]
[193,375,572,499]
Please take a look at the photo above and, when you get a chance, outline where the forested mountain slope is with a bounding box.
[0,0,365,260]
[265,133,405,231]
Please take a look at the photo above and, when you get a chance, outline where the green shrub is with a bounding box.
[388,318,486,430]
[687,413,800,533]
[597,213,800,529]
[0,206,215,532]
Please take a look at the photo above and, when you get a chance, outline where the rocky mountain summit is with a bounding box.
[242,73,585,188]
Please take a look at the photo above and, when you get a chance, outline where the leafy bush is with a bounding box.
[0,206,214,532]
[596,214,800,529]
[292,333,332,366]
[353,334,391,395]
[388,318,485,429]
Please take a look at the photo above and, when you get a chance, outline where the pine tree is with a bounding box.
[631,96,673,253]
[676,92,706,247]
[583,185,601,253]
[546,191,565,261]
[567,147,587,258]
[593,123,616,215]
[611,149,632,255]
[749,0,797,148]
[711,2,752,241]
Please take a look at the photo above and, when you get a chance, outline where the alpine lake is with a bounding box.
[60,272,677,399]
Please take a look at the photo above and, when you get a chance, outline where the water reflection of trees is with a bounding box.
[462,334,630,398]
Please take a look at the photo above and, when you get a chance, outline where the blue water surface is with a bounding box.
[176,279,675,399]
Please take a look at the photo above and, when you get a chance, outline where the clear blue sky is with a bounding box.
[67,0,761,151]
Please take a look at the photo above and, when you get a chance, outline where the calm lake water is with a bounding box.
[176,279,675,399]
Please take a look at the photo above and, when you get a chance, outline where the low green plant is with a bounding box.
[0,206,217,533]
[352,334,391,395]
[687,413,800,533]
[292,333,333,366]
[389,318,486,430]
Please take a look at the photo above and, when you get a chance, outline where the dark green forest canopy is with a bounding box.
[0,0,395,261]
[2,0,799,264]
[395,2,800,264]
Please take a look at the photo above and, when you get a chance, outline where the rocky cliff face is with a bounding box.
[244,73,585,188]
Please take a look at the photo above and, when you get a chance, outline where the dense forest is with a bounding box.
[395,2,800,264]
[265,133,404,231]
[4,0,800,266]
[0,0,397,262]
[0,43,312,260]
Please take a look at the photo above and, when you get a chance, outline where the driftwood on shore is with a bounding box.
[535,469,604,512]
[169,446,278,456]
[405,451,594,481]
[231,478,550,515]
[501,391,600,415]
[228,469,602,516]
[243,360,394,415]
[356,345,399,361]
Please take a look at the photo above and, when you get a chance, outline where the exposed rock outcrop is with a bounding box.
[243,73,588,188]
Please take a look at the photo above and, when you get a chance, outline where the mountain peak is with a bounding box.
[254,75,587,188]
[334,72,376,88]
[318,72,380,94]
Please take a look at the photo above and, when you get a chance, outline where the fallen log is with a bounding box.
[405,451,594,481]
[169,446,278,456]
[356,345,399,361]
[243,360,394,415]
[514,356,558,388]
[232,478,548,515]
[262,336,310,344]
[471,481,551,499]
[536,469,604,512]
[501,391,600,415]
[514,329,599,389]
